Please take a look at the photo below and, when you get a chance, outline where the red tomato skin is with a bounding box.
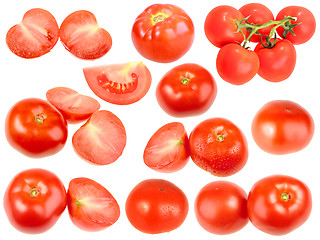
[216,43,260,85]
[254,39,296,82]
[195,181,248,235]
[156,63,217,117]
[189,118,248,177]
[125,179,189,234]
[3,168,67,234]
[132,4,194,63]
[251,100,314,155]
[247,175,312,236]
[276,6,316,45]
[204,5,247,48]
[5,98,68,158]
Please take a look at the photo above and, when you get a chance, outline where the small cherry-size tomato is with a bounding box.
[204,5,247,48]
[131,4,194,63]
[5,98,68,158]
[156,63,217,117]
[189,118,248,177]
[143,122,190,173]
[251,100,314,155]
[67,177,120,232]
[195,181,248,235]
[4,168,67,234]
[276,6,316,45]
[254,39,296,82]
[247,175,312,236]
[125,179,188,234]
[216,43,260,85]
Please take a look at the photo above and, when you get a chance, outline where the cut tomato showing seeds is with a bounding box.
[72,110,126,165]
[83,61,152,105]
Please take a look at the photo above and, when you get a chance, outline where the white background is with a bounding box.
[0,0,319,239]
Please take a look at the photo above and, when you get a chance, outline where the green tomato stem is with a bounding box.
[281,192,291,202]
[30,187,40,197]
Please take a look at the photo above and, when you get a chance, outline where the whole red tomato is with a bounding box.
[189,118,248,177]
[247,175,312,235]
[125,179,188,234]
[251,100,314,155]
[5,98,68,158]
[3,168,67,234]
[131,4,194,63]
[156,63,217,117]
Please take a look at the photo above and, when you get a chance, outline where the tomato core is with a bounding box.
[97,73,138,94]
[29,187,40,198]
[34,113,46,124]
[281,192,291,202]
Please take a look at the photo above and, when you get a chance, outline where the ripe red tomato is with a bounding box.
[216,43,260,85]
[247,175,312,235]
[156,63,217,117]
[4,168,67,234]
[67,177,120,232]
[143,122,190,173]
[251,100,314,155]
[83,61,152,105]
[46,87,100,124]
[125,179,188,234]
[276,6,316,45]
[131,4,194,63]
[6,8,59,58]
[72,110,126,165]
[195,181,248,235]
[5,98,68,158]
[189,118,248,177]
[204,5,247,48]
[60,10,112,60]
[254,39,296,82]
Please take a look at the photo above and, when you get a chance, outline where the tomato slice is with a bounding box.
[143,122,190,173]
[72,110,126,165]
[60,10,112,60]
[46,87,100,124]
[6,8,59,58]
[67,177,120,232]
[83,61,152,105]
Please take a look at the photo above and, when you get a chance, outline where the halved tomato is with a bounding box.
[143,122,190,173]
[83,61,152,105]
[67,177,120,232]
[72,110,126,165]
[46,87,100,124]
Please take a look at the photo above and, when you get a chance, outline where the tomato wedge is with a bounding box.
[72,110,126,165]
[83,61,152,105]
[46,87,100,124]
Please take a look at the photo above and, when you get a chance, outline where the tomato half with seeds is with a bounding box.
[83,61,152,105]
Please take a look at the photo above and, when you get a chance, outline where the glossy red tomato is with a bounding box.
[248,175,312,235]
[276,6,316,45]
[254,39,296,82]
[67,177,120,232]
[4,168,67,234]
[251,100,314,155]
[156,63,217,117]
[131,4,194,63]
[216,43,259,85]
[195,181,248,235]
[5,98,68,158]
[204,5,247,48]
[143,122,190,173]
[189,118,248,177]
[125,179,188,234]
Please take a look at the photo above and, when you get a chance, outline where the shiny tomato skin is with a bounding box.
[3,168,67,234]
[195,181,248,235]
[247,175,312,236]
[132,4,194,63]
[216,43,259,85]
[125,179,189,234]
[251,100,314,155]
[189,118,248,177]
[5,98,68,158]
[156,63,217,117]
